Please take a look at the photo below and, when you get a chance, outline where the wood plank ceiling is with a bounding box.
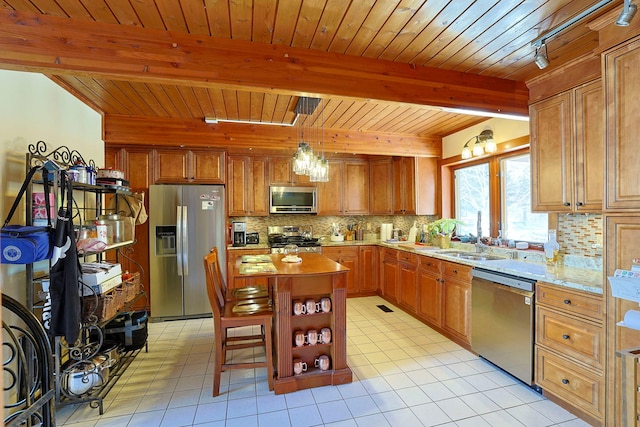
[0,0,617,138]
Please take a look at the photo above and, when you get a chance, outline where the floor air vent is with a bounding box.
[377,305,393,313]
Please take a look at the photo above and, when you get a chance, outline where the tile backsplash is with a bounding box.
[233,212,603,268]
[557,213,603,259]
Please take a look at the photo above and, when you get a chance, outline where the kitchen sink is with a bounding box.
[434,250,505,261]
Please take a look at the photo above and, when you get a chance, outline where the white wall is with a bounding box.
[441,118,529,159]
[1,69,103,302]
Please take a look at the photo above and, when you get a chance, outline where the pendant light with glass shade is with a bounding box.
[292,97,329,182]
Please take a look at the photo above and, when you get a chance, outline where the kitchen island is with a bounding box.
[233,253,352,394]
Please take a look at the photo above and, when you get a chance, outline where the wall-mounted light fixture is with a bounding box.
[616,0,637,26]
[461,130,496,160]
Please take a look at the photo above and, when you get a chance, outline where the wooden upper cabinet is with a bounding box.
[317,159,369,215]
[269,156,312,186]
[317,160,344,215]
[154,149,225,184]
[530,92,573,212]
[415,157,438,215]
[574,80,604,212]
[530,79,603,213]
[191,150,225,183]
[604,39,640,211]
[369,158,393,215]
[344,160,369,215]
[393,157,416,215]
[227,156,269,216]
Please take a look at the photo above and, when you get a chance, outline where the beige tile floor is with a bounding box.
[56,296,593,426]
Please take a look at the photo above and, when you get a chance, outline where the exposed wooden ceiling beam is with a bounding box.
[103,115,442,158]
[0,9,529,118]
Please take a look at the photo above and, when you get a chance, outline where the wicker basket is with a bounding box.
[123,272,141,302]
[82,292,117,322]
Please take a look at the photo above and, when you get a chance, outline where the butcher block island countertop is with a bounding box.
[233,253,352,394]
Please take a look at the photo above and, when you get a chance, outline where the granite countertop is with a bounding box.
[228,239,604,295]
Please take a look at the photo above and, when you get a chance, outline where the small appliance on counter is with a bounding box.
[232,221,247,247]
[246,232,259,244]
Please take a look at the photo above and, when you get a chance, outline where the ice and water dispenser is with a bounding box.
[155,225,176,256]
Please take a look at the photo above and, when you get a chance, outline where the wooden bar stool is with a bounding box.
[203,249,274,396]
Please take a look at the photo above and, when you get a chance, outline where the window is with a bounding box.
[501,154,548,242]
[454,164,489,237]
[452,150,547,243]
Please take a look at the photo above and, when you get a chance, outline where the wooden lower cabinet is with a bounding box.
[377,249,471,346]
[381,249,399,302]
[398,251,419,311]
[417,258,442,327]
[441,261,472,344]
[359,246,378,294]
[322,246,359,295]
[442,277,471,344]
[535,282,604,426]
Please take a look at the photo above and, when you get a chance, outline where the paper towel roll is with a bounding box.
[387,223,394,240]
[624,310,640,330]
[381,223,393,240]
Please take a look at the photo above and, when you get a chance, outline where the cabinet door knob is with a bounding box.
[452,269,458,274]
[561,378,569,385]
[563,202,571,206]
[576,202,584,206]
[563,299,571,305]
[562,334,570,340]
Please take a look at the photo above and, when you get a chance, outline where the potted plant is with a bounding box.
[426,218,464,248]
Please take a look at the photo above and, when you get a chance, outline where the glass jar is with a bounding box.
[283,244,299,257]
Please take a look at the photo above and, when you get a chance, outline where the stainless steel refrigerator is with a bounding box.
[149,185,225,320]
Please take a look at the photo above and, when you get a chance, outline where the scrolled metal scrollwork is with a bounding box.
[2,294,55,427]
[28,141,96,168]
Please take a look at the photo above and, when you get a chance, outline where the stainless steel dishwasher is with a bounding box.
[471,268,537,386]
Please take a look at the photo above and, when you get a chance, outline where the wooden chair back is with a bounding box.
[203,248,225,318]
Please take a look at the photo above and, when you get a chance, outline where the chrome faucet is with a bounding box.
[475,210,485,252]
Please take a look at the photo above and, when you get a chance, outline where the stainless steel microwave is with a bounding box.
[269,186,317,214]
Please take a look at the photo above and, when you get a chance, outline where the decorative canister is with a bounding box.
[94,219,111,244]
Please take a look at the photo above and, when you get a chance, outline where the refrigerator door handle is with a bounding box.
[176,206,183,276]
[182,205,189,276]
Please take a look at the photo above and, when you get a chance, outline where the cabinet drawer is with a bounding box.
[441,261,472,282]
[536,347,604,420]
[419,257,441,275]
[536,282,603,321]
[383,248,398,261]
[536,306,604,371]
[324,246,358,257]
[398,251,419,264]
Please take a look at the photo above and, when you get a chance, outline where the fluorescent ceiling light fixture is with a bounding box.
[204,116,298,126]
[616,0,637,25]
[438,106,529,122]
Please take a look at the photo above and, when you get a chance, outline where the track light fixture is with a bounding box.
[534,43,550,69]
[616,0,637,26]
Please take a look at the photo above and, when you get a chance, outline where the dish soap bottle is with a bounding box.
[544,229,560,266]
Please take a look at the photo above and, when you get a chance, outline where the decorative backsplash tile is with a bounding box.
[557,213,603,259]
[233,212,603,269]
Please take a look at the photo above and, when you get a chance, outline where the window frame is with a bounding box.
[445,146,542,241]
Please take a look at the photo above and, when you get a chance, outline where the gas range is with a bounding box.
[268,225,322,254]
